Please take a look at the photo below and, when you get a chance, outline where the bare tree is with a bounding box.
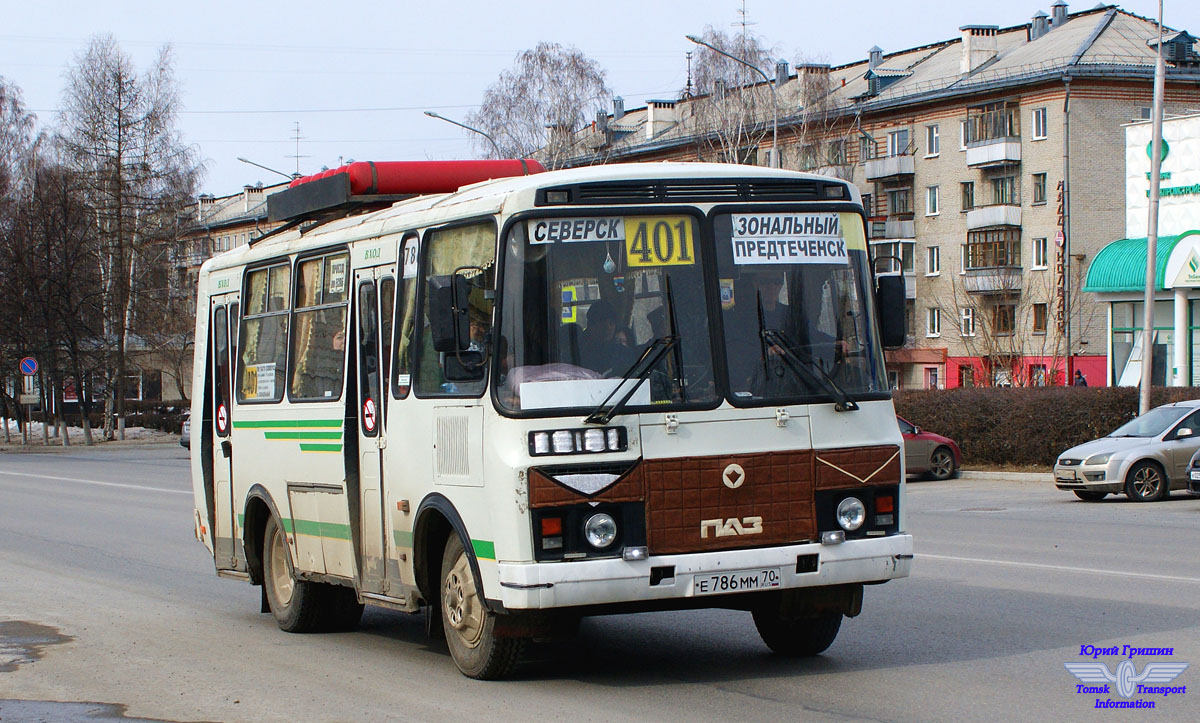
[468,42,611,168]
[688,26,775,164]
[56,35,200,439]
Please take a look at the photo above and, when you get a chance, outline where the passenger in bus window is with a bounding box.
[294,318,346,399]
[580,300,620,374]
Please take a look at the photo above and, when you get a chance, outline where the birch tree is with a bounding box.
[57,35,200,438]
[688,26,775,165]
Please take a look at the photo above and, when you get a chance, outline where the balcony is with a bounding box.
[966,204,1021,230]
[966,138,1021,168]
[885,217,915,238]
[865,154,914,181]
[962,267,1022,294]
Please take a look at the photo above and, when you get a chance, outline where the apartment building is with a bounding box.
[564,2,1200,388]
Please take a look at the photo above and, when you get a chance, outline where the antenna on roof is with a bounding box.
[288,121,311,176]
[684,51,695,99]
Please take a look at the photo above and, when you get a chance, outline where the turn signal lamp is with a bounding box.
[875,495,894,514]
[540,517,563,536]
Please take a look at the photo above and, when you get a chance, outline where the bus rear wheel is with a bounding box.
[440,534,525,679]
[263,516,327,633]
[752,609,843,657]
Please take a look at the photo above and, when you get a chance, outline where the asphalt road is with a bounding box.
[1,444,1198,722]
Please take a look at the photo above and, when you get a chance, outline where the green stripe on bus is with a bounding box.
[263,431,344,440]
[472,539,496,560]
[290,518,352,540]
[394,530,415,548]
[299,443,343,453]
[232,419,342,429]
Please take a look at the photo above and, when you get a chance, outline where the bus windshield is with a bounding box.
[713,211,888,404]
[497,213,719,413]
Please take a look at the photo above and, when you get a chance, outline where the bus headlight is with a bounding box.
[584,513,617,549]
[836,497,866,531]
[528,427,628,456]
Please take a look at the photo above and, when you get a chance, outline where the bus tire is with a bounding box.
[440,534,525,679]
[262,515,326,633]
[752,609,843,657]
[321,584,364,632]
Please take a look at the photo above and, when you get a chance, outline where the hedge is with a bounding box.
[893,387,1200,467]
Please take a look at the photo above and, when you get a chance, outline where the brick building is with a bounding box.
[563,2,1200,388]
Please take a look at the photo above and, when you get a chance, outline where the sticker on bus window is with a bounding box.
[327,259,348,293]
[730,213,848,266]
[254,362,276,398]
[528,218,624,244]
[719,279,735,309]
[625,217,695,267]
[561,286,578,324]
[401,240,419,279]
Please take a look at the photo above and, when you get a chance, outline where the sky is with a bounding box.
[2,0,1194,195]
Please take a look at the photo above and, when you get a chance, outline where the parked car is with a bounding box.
[1054,399,1200,502]
[180,415,190,450]
[897,416,962,480]
[1185,448,1200,496]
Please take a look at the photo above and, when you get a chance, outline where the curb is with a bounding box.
[959,470,1050,482]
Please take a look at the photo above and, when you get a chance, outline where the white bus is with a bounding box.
[190,160,912,679]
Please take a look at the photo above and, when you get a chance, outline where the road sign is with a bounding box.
[19,357,38,375]
[19,394,39,406]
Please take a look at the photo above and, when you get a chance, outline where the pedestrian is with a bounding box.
[1073,370,1087,387]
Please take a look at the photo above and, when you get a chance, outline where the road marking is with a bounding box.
[922,553,1200,585]
[0,470,190,495]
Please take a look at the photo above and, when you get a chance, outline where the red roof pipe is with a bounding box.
[288,159,545,195]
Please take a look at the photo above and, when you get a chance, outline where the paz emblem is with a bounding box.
[722,463,746,489]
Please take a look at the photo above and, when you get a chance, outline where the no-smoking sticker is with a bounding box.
[362,398,377,433]
[216,404,229,434]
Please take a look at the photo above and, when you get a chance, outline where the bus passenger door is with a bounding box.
[354,269,393,595]
[210,297,237,569]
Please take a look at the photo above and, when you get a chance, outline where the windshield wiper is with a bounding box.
[584,335,678,424]
[585,277,686,425]
[755,294,858,412]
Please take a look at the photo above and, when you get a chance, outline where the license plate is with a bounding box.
[1056,469,1077,481]
[1190,470,1200,481]
[694,567,782,595]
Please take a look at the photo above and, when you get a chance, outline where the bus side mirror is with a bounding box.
[876,275,906,349]
[444,350,486,382]
[429,274,470,352]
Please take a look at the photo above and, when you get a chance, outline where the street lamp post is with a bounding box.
[237,157,299,181]
[424,111,503,158]
[686,34,779,167]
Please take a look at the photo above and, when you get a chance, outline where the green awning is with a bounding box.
[1082,231,1200,293]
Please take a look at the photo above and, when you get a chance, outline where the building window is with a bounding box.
[993,304,1016,336]
[925,367,940,389]
[886,188,912,215]
[800,144,818,170]
[862,193,873,216]
[887,128,910,157]
[960,119,969,150]
[959,365,975,387]
[859,135,874,162]
[966,228,1022,268]
[1032,107,1048,140]
[872,240,915,273]
[887,370,900,390]
[1032,173,1047,205]
[991,175,1017,205]
[1033,303,1048,334]
[927,246,941,276]
[925,125,939,156]
[961,307,976,336]
[926,185,939,216]
[1029,364,1048,386]
[829,139,847,165]
[966,101,1020,144]
[1032,237,1048,269]
[961,181,975,211]
[927,306,941,337]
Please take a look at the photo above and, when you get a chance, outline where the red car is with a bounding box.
[897,416,963,480]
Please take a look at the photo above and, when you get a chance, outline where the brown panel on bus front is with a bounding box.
[813,445,902,490]
[529,464,645,508]
[643,450,816,555]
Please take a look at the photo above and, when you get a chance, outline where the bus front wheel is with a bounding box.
[752,608,843,657]
[263,515,327,633]
[440,534,525,679]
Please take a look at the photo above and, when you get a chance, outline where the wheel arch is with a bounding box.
[413,493,495,612]
[243,484,285,587]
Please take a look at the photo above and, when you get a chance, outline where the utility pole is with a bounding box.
[1140,0,1166,414]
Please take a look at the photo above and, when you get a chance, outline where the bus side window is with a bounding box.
[415,221,496,397]
[237,265,289,403]
[392,235,419,399]
[290,252,350,401]
[379,277,395,408]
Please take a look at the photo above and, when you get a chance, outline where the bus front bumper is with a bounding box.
[495,533,913,610]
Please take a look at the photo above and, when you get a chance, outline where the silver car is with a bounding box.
[1054,399,1200,502]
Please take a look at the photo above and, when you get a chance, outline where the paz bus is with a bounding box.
[189,159,912,679]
